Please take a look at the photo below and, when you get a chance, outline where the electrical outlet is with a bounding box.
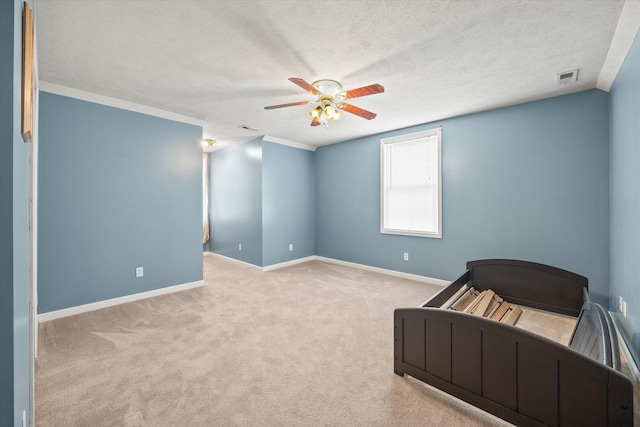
[619,296,624,312]
[289,244,293,251]
[135,267,143,278]
[239,243,242,251]
[403,252,409,261]
[622,300,628,318]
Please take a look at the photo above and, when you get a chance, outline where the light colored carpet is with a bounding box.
[36,256,520,426]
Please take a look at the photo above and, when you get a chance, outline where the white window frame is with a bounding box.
[380,127,442,238]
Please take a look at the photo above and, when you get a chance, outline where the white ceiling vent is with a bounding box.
[556,69,579,85]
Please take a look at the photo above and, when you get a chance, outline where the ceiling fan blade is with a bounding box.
[310,119,321,126]
[264,100,311,110]
[337,103,377,120]
[289,77,322,95]
[343,83,384,99]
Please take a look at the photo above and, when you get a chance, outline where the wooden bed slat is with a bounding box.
[463,290,485,313]
[490,302,510,320]
[502,306,522,325]
[471,290,495,316]
[440,284,469,309]
[485,294,502,318]
[452,288,477,312]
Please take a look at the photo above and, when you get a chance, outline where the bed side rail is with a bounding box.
[420,270,470,308]
[569,301,621,371]
[394,307,633,427]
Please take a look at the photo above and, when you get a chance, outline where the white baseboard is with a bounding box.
[204,251,449,286]
[38,280,204,322]
[40,255,446,322]
[262,256,317,271]
[314,256,449,287]
[204,252,316,272]
[204,252,262,270]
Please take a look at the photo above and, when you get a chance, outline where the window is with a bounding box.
[381,128,442,238]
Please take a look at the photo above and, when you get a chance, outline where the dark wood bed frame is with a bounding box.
[394,259,634,427]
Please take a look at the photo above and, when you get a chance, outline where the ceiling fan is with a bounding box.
[264,78,384,127]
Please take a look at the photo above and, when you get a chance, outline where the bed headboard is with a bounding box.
[467,259,588,317]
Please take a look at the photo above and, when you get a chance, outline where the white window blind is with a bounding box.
[381,128,442,238]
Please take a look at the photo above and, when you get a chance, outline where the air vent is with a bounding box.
[556,69,579,85]
[239,125,259,132]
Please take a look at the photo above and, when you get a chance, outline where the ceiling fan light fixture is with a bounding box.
[201,138,215,149]
[309,106,323,120]
[324,104,336,120]
[265,77,384,127]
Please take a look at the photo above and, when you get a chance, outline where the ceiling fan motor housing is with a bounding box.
[312,79,344,99]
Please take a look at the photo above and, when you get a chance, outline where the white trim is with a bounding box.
[205,251,315,272]
[31,16,40,426]
[204,252,262,271]
[596,1,640,91]
[314,256,449,287]
[380,127,443,239]
[38,280,204,322]
[38,81,205,127]
[263,135,317,152]
[205,252,447,284]
[262,256,317,271]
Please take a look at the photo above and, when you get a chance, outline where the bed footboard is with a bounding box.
[394,307,634,427]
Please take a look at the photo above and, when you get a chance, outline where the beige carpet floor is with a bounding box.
[36,256,562,426]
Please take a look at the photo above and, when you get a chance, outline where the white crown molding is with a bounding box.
[38,81,205,127]
[596,1,640,91]
[38,280,204,322]
[262,135,317,152]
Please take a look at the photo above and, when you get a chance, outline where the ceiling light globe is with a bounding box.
[309,107,321,120]
[324,105,336,119]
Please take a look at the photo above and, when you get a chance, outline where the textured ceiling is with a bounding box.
[36,0,627,149]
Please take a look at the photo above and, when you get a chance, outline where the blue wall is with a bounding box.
[262,141,315,266]
[209,138,263,265]
[208,138,316,267]
[1,0,33,424]
[0,3,16,423]
[610,29,640,364]
[316,89,611,304]
[38,92,203,313]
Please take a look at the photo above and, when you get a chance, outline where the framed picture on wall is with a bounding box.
[22,1,34,143]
